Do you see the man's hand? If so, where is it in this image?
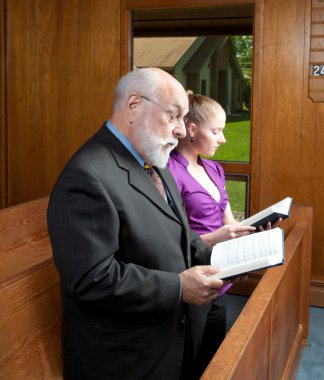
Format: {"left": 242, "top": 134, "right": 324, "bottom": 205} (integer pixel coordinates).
{"left": 179, "top": 266, "right": 225, "bottom": 305}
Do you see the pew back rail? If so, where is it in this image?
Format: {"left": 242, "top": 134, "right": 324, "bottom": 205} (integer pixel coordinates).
{"left": 202, "top": 205, "right": 312, "bottom": 380}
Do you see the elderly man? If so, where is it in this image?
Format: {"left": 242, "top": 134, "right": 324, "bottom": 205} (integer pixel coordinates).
{"left": 47, "top": 67, "right": 224, "bottom": 380}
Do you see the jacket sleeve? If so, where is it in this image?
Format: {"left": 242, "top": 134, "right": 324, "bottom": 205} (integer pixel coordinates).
{"left": 189, "top": 228, "right": 212, "bottom": 266}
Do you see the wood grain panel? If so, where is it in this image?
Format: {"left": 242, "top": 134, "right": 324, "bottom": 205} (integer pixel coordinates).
{"left": 201, "top": 296, "right": 271, "bottom": 379}
{"left": 270, "top": 245, "right": 302, "bottom": 379}
{"left": 126, "top": 0, "right": 255, "bottom": 8}
{"left": 273, "top": 0, "right": 305, "bottom": 187}
{"left": 249, "top": 1, "right": 263, "bottom": 215}
{"left": 258, "top": 0, "right": 278, "bottom": 206}
{"left": 0, "top": 197, "right": 49, "bottom": 284}
{"left": 0, "top": 263, "right": 61, "bottom": 380}
{"left": 0, "top": 197, "right": 61, "bottom": 379}
{"left": 300, "top": 0, "right": 317, "bottom": 183}
{"left": 312, "top": 103, "right": 324, "bottom": 279}
{"left": 308, "top": 0, "right": 324, "bottom": 102}
{"left": 6, "top": 0, "right": 120, "bottom": 206}
{"left": 202, "top": 205, "right": 312, "bottom": 379}
{"left": 258, "top": 0, "right": 324, "bottom": 295}
{"left": 0, "top": 0, "right": 6, "bottom": 209}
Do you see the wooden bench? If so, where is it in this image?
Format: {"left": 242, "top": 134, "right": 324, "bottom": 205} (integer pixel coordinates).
{"left": 201, "top": 204, "right": 313, "bottom": 379}
{"left": 0, "top": 200, "right": 312, "bottom": 380}
{"left": 0, "top": 198, "right": 62, "bottom": 379}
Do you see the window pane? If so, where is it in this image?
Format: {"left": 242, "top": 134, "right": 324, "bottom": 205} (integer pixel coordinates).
{"left": 225, "top": 176, "right": 248, "bottom": 221}
{"left": 213, "top": 114, "right": 251, "bottom": 163}
{"left": 134, "top": 35, "right": 252, "bottom": 163}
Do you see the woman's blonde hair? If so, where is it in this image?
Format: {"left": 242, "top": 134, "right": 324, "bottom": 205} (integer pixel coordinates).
{"left": 185, "top": 90, "right": 224, "bottom": 126}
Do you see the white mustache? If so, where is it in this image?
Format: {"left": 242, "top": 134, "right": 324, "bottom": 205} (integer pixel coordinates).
{"left": 163, "top": 138, "right": 178, "bottom": 148}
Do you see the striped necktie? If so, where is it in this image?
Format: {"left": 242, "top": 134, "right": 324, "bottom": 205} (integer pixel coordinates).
{"left": 144, "top": 164, "right": 167, "bottom": 201}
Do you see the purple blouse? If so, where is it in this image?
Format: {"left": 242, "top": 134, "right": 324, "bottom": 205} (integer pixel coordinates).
{"left": 168, "top": 150, "right": 229, "bottom": 235}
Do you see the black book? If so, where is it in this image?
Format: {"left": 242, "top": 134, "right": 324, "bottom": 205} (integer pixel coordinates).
{"left": 239, "top": 197, "right": 293, "bottom": 229}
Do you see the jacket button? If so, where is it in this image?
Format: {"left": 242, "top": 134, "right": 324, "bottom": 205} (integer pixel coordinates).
{"left": 180, "top": 315, "right": 186, "bottom": 324}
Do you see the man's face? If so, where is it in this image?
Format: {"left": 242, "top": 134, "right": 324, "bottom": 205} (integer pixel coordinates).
{"left": 135, "top": 85, "right": 188, "bottom": 168}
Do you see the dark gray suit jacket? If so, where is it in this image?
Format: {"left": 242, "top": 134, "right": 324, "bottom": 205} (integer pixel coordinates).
{"left": 47, "top": 125, "right": 210, "bottom": 380}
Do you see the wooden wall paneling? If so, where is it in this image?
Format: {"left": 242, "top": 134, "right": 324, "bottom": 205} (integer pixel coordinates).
{"left": 303, "top": 0, "right": 324, "bottom": 290}
{"left": 249, "top": 0, "right": 263, "bottom": 215}
{"left": 37, "top": 0, "right": 55, "bottom": 200}
{"left": 92, "top": 0, "right": 120, "bottom": 125}
{"left": 6, "top": 0, "right": 121, "bottom": 207}
{"left": 258, "top": 0, "right": 278, "bottom": 207}
{"left": 7, "top": 0, "right": 32, "bottom": 205}
{"left": 313, "top": 104, "right": 324, "bottom": 280}
{"left": 273, "top": 0, "right": 306, "bottom": 196}
{"left": 53, "top": 0, "right": 79, "bottom": 178}
{"left": 120, "top": 0, "right": 132, "bottom": 75}
{"left": 0, "top": 0, "right": 6, "bottom": 209}
{"left": 309, "top": 0, "right": 324, "bottom": 102}
{"left": 126, "top": 0, "right": 256, "bottom": 8}
{"left": 300, "top": 0, "right": 318, "bottom": 201}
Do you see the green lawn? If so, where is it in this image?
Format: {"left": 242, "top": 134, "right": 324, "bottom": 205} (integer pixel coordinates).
{"left": 212, "top": 113, "right": 251, "bottom": 162}
{"left": 206, "top": 113, "right": 251, "bottom": 215}
{"left": 225, "top": 180, "right": 247, "bottom": 218}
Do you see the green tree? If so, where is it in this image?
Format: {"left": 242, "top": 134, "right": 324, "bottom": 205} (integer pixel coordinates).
{"left": 232, "top": 36, "right": 253, "bottom": 111}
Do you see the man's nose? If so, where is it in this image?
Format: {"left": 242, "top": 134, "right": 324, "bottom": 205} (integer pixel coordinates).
{"left": 173, "top": 119, "right": 186, "bottom": 139}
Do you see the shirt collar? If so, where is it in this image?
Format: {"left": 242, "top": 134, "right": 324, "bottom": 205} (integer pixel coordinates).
{"left": 106, "top": 120, "right": 145, "bottom": 167}
{"left": 170, "top": 149, "right": 211, "bottom": 170}
{"left": 170, "top": 149, "right": 189, "bottom": 168}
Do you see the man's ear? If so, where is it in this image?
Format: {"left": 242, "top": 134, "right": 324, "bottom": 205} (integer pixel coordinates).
{"left": 125, "top": 93, "right": 142, "bottom": 123}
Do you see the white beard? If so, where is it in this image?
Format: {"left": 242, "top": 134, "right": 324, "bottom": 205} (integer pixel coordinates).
{"left": 136, "top": 120, "right": 178, "bottom": 168}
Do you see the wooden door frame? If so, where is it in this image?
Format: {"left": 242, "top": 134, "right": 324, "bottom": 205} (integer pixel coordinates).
{"left": 120, "top": 0, "right": 263, "bottom": 216}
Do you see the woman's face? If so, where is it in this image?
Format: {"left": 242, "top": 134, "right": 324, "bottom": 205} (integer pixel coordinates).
{"left": 193, "top": 111, "right": 226, "bottom": 157}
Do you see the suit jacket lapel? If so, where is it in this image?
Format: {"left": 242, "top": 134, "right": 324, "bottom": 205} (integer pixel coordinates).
{"left": 97, "top": 126, "right": 182, "bottom": 224}
{"left": 128, "top": 167, "right": 181, "bottom": 223}
{"left": 156, "top": 167, "right": 189, "bottom": 226}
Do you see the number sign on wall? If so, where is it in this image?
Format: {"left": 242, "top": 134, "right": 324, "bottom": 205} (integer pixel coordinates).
{"left": 309, "top": 0, "right": 324, "bottom": 102}
{"left": 313, "top": 64, "right": 324, "bottom": 76}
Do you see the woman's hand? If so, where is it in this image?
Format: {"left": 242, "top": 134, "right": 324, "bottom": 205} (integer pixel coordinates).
{"left": 258, "top": 218, "right": 282, "bottom": 232}
{"left": 201, "top": 224, "right": 256, "bottom": 247}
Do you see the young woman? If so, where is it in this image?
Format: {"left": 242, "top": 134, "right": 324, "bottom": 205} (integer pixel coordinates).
{"left": 168, "top": 92, "right": 255, "bottom": 379}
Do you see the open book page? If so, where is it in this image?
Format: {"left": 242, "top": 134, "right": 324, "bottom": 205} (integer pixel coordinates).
{"left": 210, "top": 228, "right": 284, "bottom": 279}
{"left": 240, "top": 197, "right": 292, "bottom": 227}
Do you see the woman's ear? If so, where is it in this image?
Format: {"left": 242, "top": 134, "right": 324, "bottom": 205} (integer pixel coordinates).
{"left": 187, "top": 122, "right": 197, "bottom": 136}
{"left": 125, "top": 93, "right": 142, "bottom": 123}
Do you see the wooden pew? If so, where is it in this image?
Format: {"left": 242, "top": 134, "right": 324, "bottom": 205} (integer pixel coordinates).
{"left": 201, "top": 205, "right": 313, "bottom": 380}
{"left": 0, "top": 200, "right": 312, "bottom": 380}
{"left": 0, "top": 198, "right": 62, "bottom": 379}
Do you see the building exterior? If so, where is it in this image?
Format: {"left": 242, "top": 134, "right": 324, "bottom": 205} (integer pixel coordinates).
{"left": 134, "top": 36, "right": 244, "bottom": 114}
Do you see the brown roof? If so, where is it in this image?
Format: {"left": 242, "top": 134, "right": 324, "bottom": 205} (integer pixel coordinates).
{"left": 134, "top": 37, "right": 197, "bottom": 69}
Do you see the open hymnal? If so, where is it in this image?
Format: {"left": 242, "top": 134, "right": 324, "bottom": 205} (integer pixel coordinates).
{"left": 239, "top": 197, "right": 293, "bottom": 229}
{"left": 210, "top": 227, "right": 284, "bottom": 280}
